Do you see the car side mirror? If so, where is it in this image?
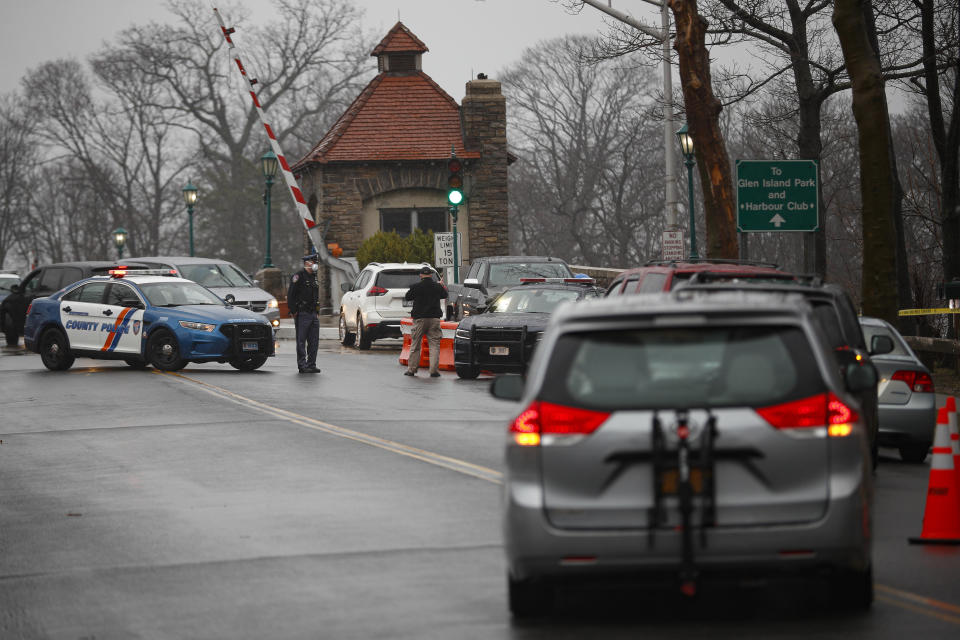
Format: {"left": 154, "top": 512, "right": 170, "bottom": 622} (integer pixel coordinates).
{"left": 121, "top": 298, "right": 143, "bottom": 309}
{"left": 340, "top": 283, "right": 351, "bottom": 293}
{"left": 464, "top": 278, "right": 482, "bottom": 291}
{"left": 870, "top": 334, "right": 894, "bottom": 356}
{"left": 845, "top": 361, "right": 878, "bottom": 393}
{"left": 224, "top": 294, "right": 236, "bottom": 305}
{"left": 491, "top": 374, "right": 524, "bottom": 401}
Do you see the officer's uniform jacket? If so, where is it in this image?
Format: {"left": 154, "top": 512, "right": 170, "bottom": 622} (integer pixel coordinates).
{"left": 287, "top": 269, "right": 319, "bottom": 314}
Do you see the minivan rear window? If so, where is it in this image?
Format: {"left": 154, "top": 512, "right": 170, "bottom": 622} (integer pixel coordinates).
{"left": 540, "top": 325, "right": 823, "bottom": 410}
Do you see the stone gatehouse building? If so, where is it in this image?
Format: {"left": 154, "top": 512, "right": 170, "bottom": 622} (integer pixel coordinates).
{"left": 292, "top": 22, "right": 511, "bottom": 310}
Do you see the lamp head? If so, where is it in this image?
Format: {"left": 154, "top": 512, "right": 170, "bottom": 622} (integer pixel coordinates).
{"left": 182, "top": 182, "right": 199, "bottom": 206}
{"left": 260, "top": 150, "right": 279, "bottom": 180}
{"left": 112, "top": 227, "right": 128, "bottom": 248}
{"left": 676, "top": 123, "right": 694, "bottom": 158}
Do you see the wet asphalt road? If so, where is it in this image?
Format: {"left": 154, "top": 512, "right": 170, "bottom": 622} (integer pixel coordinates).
{"left": 1, "top": 338, "right": 959, "bottom": 639}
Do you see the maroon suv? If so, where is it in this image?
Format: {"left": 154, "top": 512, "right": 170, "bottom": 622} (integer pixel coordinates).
{"left": 606, "top": 259, "right": 795, "bottom": 296}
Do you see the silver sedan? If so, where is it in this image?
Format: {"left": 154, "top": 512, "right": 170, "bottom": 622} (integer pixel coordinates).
{"left": 859, "top": 316, "right": 937, "bottom": 463}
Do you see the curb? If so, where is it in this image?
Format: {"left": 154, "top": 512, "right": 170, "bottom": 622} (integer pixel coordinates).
{"left": 277, "top": 326, "right": 339, "bottom": 340}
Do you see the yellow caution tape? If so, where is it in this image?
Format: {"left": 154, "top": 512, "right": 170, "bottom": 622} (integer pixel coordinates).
{"left": 898, "top": 308, "right": 960, "bottom": 316}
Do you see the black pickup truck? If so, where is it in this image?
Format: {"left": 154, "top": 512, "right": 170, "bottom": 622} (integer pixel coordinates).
{"left": 445, "top": 256, "right": 574, "bottom": 320}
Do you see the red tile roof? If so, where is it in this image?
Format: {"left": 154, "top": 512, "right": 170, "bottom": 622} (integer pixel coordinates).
{"left": 293, "top": 69, "right": 480, "bottom": 167}
{"left": 293, "top": 22, "right": 480, "bottom": 169}
{"left": 370, "top": 22, "right": 428, "bottom": 55}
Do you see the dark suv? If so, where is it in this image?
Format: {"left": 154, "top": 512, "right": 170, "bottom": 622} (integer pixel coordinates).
{"left": 2, "top": 261, "right": 148, "bottom": 345}
{"left": 606, "top": 259, "right": 795, "bottom": 296}
{"left": 446, "top": 256, "right": 574, "bottom": 320}
{"left": 676, "top": 276, "right": 885, "bottom": 466}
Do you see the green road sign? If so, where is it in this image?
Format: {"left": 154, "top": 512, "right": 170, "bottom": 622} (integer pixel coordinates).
{"left": 736, "top": 160, "right": 819, "bottom": 232}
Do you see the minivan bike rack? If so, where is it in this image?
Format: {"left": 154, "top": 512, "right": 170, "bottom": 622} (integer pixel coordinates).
{"left": 650, "top": 409, "right": 718, "bottom": 597}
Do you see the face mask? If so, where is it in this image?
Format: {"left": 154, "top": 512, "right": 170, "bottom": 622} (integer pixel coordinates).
{"left": 309, "top": 263, "right": 319, "bottom": 273}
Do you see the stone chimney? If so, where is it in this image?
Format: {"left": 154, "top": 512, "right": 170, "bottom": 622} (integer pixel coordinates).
{"left": 461, "top": 77, "right": 509, "bottom": 258}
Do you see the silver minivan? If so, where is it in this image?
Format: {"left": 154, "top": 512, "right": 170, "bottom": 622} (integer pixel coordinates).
{"left": 125, "top": 256, "right": 280, "bottom": 326}
{"left": 492, "top": 291, "right": 877, "bottom": 617}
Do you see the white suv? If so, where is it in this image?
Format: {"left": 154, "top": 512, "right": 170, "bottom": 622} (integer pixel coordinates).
{"left": 338, "top": 262, "right": 441, "bottom": 349}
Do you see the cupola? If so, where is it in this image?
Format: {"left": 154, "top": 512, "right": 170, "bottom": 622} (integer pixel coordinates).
{"left": 370, "top": 22, "right": 429, "bottom": 73}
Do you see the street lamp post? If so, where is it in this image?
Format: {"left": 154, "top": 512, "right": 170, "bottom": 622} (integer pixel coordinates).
{"left": 112, "top": 227, "right": 128, "bottom": 261}
{"left": 676, "top": 124, "right": 699, "bottom": 260}
{"left": 260, "top": 150, "right": 279, "bottom": 269}
{"left": 182, "top": 182, "right": 198, "bottom": 257}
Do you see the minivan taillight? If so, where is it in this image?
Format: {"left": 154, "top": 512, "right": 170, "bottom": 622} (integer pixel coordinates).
{"left": 756, "top": 392, "right": 858, "bottom": 432}
{"left": 367, "top": 286, "right": 388, "bottom": 297}
{"left": 891, "top": 370, "right": 934, "bottom": 393}
{"left": 509, "top": 401, "right": 610, "bottom": 446}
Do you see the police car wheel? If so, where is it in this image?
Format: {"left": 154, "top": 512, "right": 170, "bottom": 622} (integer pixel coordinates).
{"left": 229, "top": 355, "right": 268, "bottom": 371}
{"left": 356, "top": 313, "right": 372, "bottom": 350}
{"left": 338, "top": 312, "right": 355, "bottom": 346}
{"left": 39, "top": 328, "right": 75, "bottom": 371}
{"left": 147, "top": 331, "right": 186, "bottom": 371}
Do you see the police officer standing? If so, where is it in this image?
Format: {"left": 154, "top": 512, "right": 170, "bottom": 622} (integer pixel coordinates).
{"left": 287, "top": 253, "right": 322, "bottom": 373}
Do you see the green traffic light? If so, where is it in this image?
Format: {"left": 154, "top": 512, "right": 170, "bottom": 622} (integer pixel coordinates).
{"left": 448, "top": 189, "right": 464, "bottom": 205}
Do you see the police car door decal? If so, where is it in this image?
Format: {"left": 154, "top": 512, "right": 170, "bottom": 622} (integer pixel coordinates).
{"left": 98, "top": 306, "right": 145, "bottom": 354}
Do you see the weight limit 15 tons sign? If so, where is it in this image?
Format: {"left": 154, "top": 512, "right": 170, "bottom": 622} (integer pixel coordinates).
{"left": 433, "top": 232, "right": 461, "bottom": 268}
{"left": 736, "top": 160, "right": 819, "bottom": 232}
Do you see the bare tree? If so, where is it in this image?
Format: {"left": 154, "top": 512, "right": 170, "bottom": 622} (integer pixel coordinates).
{"left": 503, "top": 35, "right": 666, "bottom": 265}
{"left": 21, "top": 57, "right": 192, "bottom": 261}
{"left": 103, "top": 0, "right": 375, "bottom": 270}
{"left": 0, "top": 94, "right": 37, "bottom": 269}
{"left": 669, "top": 0, "right": 739, "bottom": 258}
{"left": 905, "top": 0, "right": 960, "bottom": 286}
{"left": 833, "top": 0, "right": 899, "bottom": 323}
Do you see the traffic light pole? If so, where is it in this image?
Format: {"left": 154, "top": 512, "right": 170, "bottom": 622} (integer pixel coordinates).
{"left": 450, "top": 205, "right": 459, "bottom": 284}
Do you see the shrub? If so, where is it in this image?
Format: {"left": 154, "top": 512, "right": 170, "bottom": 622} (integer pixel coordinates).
{"left": 356, "top": 229, "right": 436, "bottom": 269}
{"left": 356, "top": 231, "right": 408, "bottom": 269}
{"left": 404, "top": 228, "right": 436, "bottom": 265}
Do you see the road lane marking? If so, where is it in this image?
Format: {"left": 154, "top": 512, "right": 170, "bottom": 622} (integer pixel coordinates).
{"left": 876, "top": 584, "right": 960, "bottom": 624}
{"left": 155, "top": 372, "right": 960, "bottom": 623}
{"left": 154, "top": 370, "right": 503, "bottom": 485}
{"left": 877, "top": 594, "right": 960, "bottom": 626}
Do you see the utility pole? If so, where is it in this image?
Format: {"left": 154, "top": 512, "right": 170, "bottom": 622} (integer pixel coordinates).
{"left": 578, "top": 0, "right": 679, "bottom": 232}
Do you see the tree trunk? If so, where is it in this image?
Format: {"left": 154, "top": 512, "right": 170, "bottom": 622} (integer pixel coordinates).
{"left": 920, "top": 0, "right": 960, "bottom": 285}
{"left": 832, "top": 0, "right": 899, "bottom": 323}
{"left": 862, "top": 0, "right": 913, "bottom": 333}
{"left": 670, "top": 0, "right": 738, "bottom": 259}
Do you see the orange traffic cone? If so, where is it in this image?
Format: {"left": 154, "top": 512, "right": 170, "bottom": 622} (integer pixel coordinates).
{"left": 947, "top": 396, "right": 960, "bottom": 493}
{"left": 909, "top": 406, "right": 960, "bottom": 544}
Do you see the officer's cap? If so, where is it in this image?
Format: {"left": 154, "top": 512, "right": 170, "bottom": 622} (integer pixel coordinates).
{"left": 419, "top": 266, "right": 433, "bottom": 275}
{"left": 303, "top": 252, "right": 319, "bottom": 262}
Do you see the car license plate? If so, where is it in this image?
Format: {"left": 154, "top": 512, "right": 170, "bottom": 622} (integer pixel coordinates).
{"left": 660, "top": 469, "right": 707, "bottom": 495}
{"left": 402, "top": 299, "right": 412, "bottom": 307}
{"left": 489, "top": 346, "right": 509, "bottom": 356}
{"left": 241, "top": 341, "right": 259, "bottom": 352}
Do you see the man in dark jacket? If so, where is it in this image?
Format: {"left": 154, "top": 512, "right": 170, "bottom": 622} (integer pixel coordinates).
{"left": 1, "top": 284, "right": 28, "bottom": 347}
{"left": 403, "top": 266, "right": 448, "bottom": 377}
{"left": 287, "top": 253, "right": 321, "bottom": 374}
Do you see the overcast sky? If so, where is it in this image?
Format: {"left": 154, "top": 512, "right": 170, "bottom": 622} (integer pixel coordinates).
{"left": 0, "top": 0, "right": 650, "bottom": 101}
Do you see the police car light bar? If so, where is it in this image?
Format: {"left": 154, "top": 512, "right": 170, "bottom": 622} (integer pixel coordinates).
{"left": 109, "top": 268, "right": 178, "bottom": 278}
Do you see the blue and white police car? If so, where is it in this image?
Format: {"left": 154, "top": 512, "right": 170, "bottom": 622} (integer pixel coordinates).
{"left": 24, "top": 268, "right": 275, "bottom": 372}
